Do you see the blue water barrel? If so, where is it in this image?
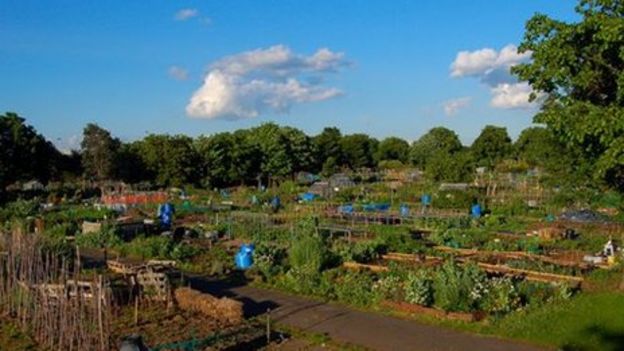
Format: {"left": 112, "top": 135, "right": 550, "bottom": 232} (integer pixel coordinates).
{"left": 471, "top": 204, "right": 482, "bottom": 218}
{"left": 421, "top": 194, "right": 432, "bottom": 206}
{"left": 400, "top": 204, "right": 409, "bottom": 217}
{"left": 235, "top": 244, "right": 255, "bottom": 269}
{"left": 301, "top": 192, "right": 316, "bottom": 202}
{"left": 158, "top": 203, "right": 175, "bottom": 229}
{"left": 271, "top": 196, "right": 281, "bottom": 209}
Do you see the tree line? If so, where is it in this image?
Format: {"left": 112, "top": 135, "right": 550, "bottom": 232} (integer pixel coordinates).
{"left": 0, "top": 111, "right": 591, "bottom": 191}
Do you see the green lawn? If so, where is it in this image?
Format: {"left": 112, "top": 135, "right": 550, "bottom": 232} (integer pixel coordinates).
{"left": 487, "top": 292, "right": 624, "bottom": 350}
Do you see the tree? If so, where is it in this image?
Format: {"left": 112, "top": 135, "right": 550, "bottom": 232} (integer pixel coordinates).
{"left": 252, "top": 123, "right": 293, "bottom": 182}
{"left": 470, "top": 125, "right": 512, "bottom": 168}
{"left": 514, "top": 127, "right": 560, "bottom": 167}
{"left": 81, "top": 123, "right": 120, "bottom": 180}
{"left": 0, "top": 112, "right": 61, "bottom": 189}
{"left": 513, "top": 0, "right": 624, "bottom": 188}
{"left": 282, "top": 126, "right": 316, "bottom": 174}
{"left": 314, "top": 127, "right": 343, "bottom": 170}
{"left": 376, "top": 137, "right": 410, "bottom": 164}
{"left": 426, "top": 150, "right": 474, "bottom": 182}
{"left": 410, "top": 127, "right": 463, "bottom": 168}
{"left": 341, "top": 134, "right": 378, "bottom": 169}
{"left": 115, "top": 142, "right": 149, "bottom": 183}
{"left": 135, "top": 134, "right": 199, "bottom": 187}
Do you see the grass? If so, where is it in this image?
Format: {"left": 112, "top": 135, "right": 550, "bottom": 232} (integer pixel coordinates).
{"left": 488, "top": 292, "right": 624, "bottom": 350}
{"left": 0, "top": 321, "right": 38, "bottom": 351}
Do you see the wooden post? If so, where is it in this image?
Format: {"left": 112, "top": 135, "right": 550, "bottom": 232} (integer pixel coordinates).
{"left": 134, "top": 296, "right": 139, "bottom": 326}
{"left": 266, "top": 308, "right": 271, "bottom": 345}
{"left": 97, "top": 275, "right": 105, "bottom": 351}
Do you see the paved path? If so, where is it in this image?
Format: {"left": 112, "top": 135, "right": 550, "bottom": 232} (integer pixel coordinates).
{"left": 189, "top": 277, "right": 545, "bottom": 351}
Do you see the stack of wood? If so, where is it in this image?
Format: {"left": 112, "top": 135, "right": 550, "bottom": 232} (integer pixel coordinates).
{"left": 174, "top": 287, "right": 243, "bottom": 325}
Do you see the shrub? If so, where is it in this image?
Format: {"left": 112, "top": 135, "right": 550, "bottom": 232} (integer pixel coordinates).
{"left": 289, "top": 235, "right": 328, "bottom": 276}
{"left": 334, "top": 270, "right": 379, "bottom": 307}
{"left": 433, "top": 261, "right": 487, "bottom": 312}
{"left": 374, "top": 274, "right": 403, "bottom": 301}
{"left": 254, "top": 243, "right": 287, "bottom": 281}
{"left": 75, "top": 226, "right": 123, "bottom": 249}
{"left": 404, "top": 270, "right": 433, "bottom": 306}
{"left": 482, "top": 277, "right": 520, "bottom": 315}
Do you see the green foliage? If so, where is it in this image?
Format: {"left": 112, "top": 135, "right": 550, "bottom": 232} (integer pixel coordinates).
{"left": 513, "top": 0, "right": 624, "bottom": 188}
{"left": 75, "top": 226, "right": 123, "bottom": 249}
{"left": 410, "top": 127, "right": 463, "bottom": 168}
{"left": 0, "top": 112, "right": 64, "bottom": 190}
{"left": 483, "top": 277, "right": 521, "bottom": 315}
{"left": 81, "top": 123, "right": 120, "bottom": 180}
{"left": 334, "top": 270, "right": 379, "bottom": 307}
{"left": 254, "top": 243, "right": 287, "bottom": 281}
{"left": 0, "top": 199, "right": 39, "bottom": 221}
{"left": 404, "top": 270, "right": 434, "bottom": 306}
{"left": 432, "top": 261, "right": 487, "bottom": 312}
{"left": 375, "top": 137, "right": 410, "bottom": 164}
{"left": 470, "top": 125, "right": 512, "bottom": 168}
{"left": 333, "top": 240, "right": 384, "bottom": 263}
{"left": 341, "top": 133, "right": 378, "bottom": 169}
{"left": 134, "top": 134, "right": 200, "bottom": 187}
{"left": 289, "top": 235, "right": 328, "bottom": 276}
{"left": 373, "top": 274, "right": 403, "bottom": 301}
{"left": 514, "top": 127, "right": 562, "bottom": 168}
{"left": 425, "top": 150, "right": 475, "bottom": 182}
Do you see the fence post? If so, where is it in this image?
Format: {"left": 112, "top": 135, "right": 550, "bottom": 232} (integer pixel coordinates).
{"left": 266, "top": 308, "right": 271, "bottom": 345}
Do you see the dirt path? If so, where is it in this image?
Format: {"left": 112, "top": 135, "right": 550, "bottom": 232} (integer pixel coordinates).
{"left": 189, "top": 277, "right": 545, "bottom": 351}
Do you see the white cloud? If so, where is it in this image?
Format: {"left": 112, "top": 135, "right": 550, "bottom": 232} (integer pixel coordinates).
{"left": 490, "top": 83, "right": 533, "bottom": 109}
{"left": 450, "top": 44, "right": 537, "bottom": 109}
{"left": 186, "top": 45, "right": 348, "bottom": 120}
{"left": 443, "top": 97, "right": 471, "bottom": 116}
{"left": 174, "top": 8, "right": 199, "bottom": 21}
{"left": 168, "top": 65, "right": 189, "bottom": 81}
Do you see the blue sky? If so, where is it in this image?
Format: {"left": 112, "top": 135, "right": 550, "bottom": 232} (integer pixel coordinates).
{"left": 0, "top": 0, "right": 578, "bottom": 150}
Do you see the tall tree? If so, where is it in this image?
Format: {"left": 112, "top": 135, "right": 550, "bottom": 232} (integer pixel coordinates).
{"left": 0, "top": 112, "right": 60, "bottom": 189}
{"left": 134, "top": 134, "right": 199, "bottom": 187}
{"left": 410, "top": 127, "right": 463, "bottom": 168}
{"left": 340, "top": 134, "right": 378, "bottom": 169}
{"left": 81, "top": 123, "right": 120, "bottom": 181}
{"left": 376, "top": 137, "right": 410, "bottom": 164}
{"left": 514, "top": 127, "right": 560, "bottom": 167}
{"left": 471, "top": 125, "right": 512, "bottom": 168}
{"left": 513, "top": 0, "right": 624, "bottom": 188}
{"left": 314, "top": 127, "right": 343, "bottom": 170}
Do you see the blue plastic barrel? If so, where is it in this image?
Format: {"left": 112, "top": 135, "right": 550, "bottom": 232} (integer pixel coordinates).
{"left": 400, "top": 204, "right": 409, "bottom": 217}
{"left": 158, "top": 202, "right": 175, "bottom": 230}
{"left": 235, "top": 244, "right": 255, "bottom": 269}
{"left": 471, "top": 204, "right": 482, "bottom": 218}
{"left": 421, "top": 194, "right": 432, "bottom": 206}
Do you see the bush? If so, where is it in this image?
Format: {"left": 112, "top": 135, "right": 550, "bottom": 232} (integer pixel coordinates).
{"left": 404, "top": 270, "right": 433, "bottom": 306}
{"left": 373, "top": 274, "right": 403, "bottom": 301}
{"left": 254, "top": 243, "right": 286, "bottom": 281}
{"left": 75, "top": 226, "right": 123, "bottom": 249}
{"left": 289, "top": 235, "right": 328, "bottom": 276}
{"left": 334, "top": 270, "right": 379, "bottom": 307}
{"left": 482, "top": 277, "right": 520, "bottom": 315}
{"left": 433, "top": 261, "right": 487, "bottom": 312}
